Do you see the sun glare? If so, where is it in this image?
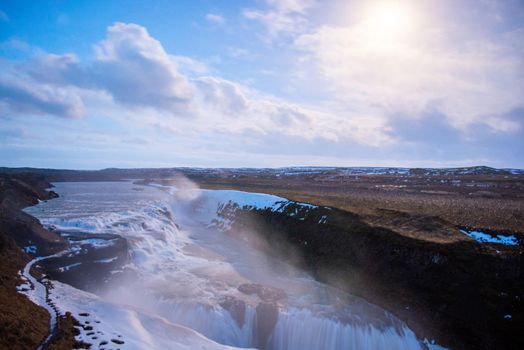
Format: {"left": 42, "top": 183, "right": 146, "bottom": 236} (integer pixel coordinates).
{"left": 374, "top": 3, "right": 408, "bottom": 30}
{"left": 361, "top": 1, "right": 416, "bottom": 43}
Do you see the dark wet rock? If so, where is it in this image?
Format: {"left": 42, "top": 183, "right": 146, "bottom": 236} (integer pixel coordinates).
{"left": 238, "top": 283, "right": 286, "bottom": 302}
{"left": 0, "top": 174, "right": 66, "bottom": 255}
{"left": 254, "top": 302, "right": 279, "bottom": 349}
{"left": 0, "top": 203, "right": 66, "bottom": 256}
{"left": 219, "top": 296, "right": 246, "bottom": 328}
{"left": 230, "top": 205, "right": 524, "bottom": 350}
{"left": 41, "top": 232, "right": 129, "bottom": 292}
{"left": 0, "top": 173, "right": 58, "bottom": 208}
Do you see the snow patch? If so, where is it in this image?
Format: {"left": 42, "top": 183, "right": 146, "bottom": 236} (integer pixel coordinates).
{"left": 24, "top": 245, "right": 37, "bottom": 254}
{"left": 460, "top": 230, "right": 518, "bottom": 246}
{"left": 58, "top": 262, "right": 82, "bottom": 272}
{"left": 75, "top": 238, "right": 117, "bottom": 248}
{"left": 95, "top": 257, "right": 119, "bottom": 264}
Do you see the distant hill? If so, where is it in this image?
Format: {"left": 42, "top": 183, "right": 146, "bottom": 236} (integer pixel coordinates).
{"left": 0, "top": 165, "right": 522, "bottom": 182}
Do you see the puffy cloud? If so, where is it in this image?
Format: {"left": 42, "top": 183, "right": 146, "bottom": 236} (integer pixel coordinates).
{"left": 25, "top": 53, "right": 86, "bottom": 86}
{"left": 0, "top": 21, "right": 402, "bottom": 149}
{"left": 1, "top": 22, "right": 348, "bottom": 144}
{"left": 195, "top": 76, "right": 249, "bottom": 116}
{"left": 92, "top": 23, "right": 193, "bottom": 111}
{"left": 0, "top": 75, "right": 84, "bottom": 119}
{"left": 190, "top": 77, "right": 394, "bottom": 147}
{"left": 7, "top": 23, "right": 194, "bottom": 116}
{"left": 9, "top": 18, "right": 505, "bottom": 154}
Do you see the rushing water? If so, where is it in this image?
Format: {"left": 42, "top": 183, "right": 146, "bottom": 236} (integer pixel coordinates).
{"left": 25, "top": 181, "right": 425, "bottom": 350}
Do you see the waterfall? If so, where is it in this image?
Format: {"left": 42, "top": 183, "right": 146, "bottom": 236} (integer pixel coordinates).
{"left": 151, "top": 299, "right": 422, "bottom": 350}
{"left": 25, "top": 181, "right": 432, "bottom": 350}
{"left": 268, "top": 308, "right": 421, "bottom": 350}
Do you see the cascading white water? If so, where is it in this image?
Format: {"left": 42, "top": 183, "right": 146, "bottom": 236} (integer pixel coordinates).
{"left": 268, "top": 308, "right": 421, "bottom": 350}
{"left": 25, "top": 181, "right": 427, "bottom": 350}
{"left": 151, "top": 300, "right": 258, "bottom": 347}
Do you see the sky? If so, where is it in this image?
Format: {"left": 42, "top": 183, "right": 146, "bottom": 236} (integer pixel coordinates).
{"left": 0, "top": 0, "right": 523, "bottom": 169}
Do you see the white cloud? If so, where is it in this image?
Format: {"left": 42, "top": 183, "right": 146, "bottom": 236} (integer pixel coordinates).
{"left": 92, "top": 23, "right": 194, "bottom": 112}
{"left": 0, "top": 74, "right": 85, "bottom": 119}
{"left": 25, "top": 53, "right": 85, "bottom": 86}
{"left": 10, "top": 23, "right": 195, "bottom": 116}
{"left": 243, "top": 0, "right": 315, "bottom": 38}
{"left": 189, "top": 76, "right": 394, "bottom": 147}
{"left": 265, "top": 0, "right": 313, "bottom": 14}
{"left": 172, "top": 55, "right": 209, "bottom": 74}
{"left": 195, "top": 76, "right": 249, "bottom": 116}
{"left": 0, "top": 23, "right": 197, "bottom": 118}
{"left": 205, "top": 13, "right": 225, "bottom": 25}
{"left": 0, "top": 21, "right": 425, "bottom": 147}
{"left": 2, "top": 3, "right": 523, "bottom": 167}
{"left": 294, "top": 10, "right": 524, "bottom": 133}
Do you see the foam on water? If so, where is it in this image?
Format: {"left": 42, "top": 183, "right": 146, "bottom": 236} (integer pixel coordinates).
{"left": 25, "top": 181, "right": 431, "bottom": 349}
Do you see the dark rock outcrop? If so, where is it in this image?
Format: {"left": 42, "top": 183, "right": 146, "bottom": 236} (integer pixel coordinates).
{"left": 0, "top": 173, "right": 66, "bottom": 255}
{"left": 219, "top": 296, "right": 246, "bottom": 328}
{"left": 224, "top": 203, "right": 524, "bottom": 350}
{"left": 254, "top": 302, "right": 279, "bottom": 350}
{"left": 40, "top": 232, "right": 130, "bottom": 292}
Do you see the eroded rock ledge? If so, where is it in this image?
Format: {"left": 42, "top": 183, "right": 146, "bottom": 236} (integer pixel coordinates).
{"left": 218, "top": 201, "right": 523, "bottom": 350}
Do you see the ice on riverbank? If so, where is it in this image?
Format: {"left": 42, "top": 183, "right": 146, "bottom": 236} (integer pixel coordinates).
{"left": 460, "top": 229, "right": 518, "bottom": 246}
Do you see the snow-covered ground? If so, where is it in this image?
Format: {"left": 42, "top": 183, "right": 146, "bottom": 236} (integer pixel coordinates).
{"left": 459, "top": 229, "right": 518, "bottom": 246}
{"left": 21, "top": 181, "right": 444, "bottom": 349}
{"left": 50, "top": 281, "right": 246, "bottom": 350}
{"left": 18, "top": 251, "right": 69, "bottom": 350}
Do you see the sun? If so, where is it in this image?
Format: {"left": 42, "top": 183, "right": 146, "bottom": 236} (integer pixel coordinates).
{"left": 361, "top": 1, "right": 416, "bottom": 42}
{"left": 373, "top": 2, "right": 410, "bottom": 31}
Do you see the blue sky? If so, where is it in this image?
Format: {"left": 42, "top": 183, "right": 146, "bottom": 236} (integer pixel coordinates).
{"left": 1, "top": 0, "right": 523, "bottom": 169}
